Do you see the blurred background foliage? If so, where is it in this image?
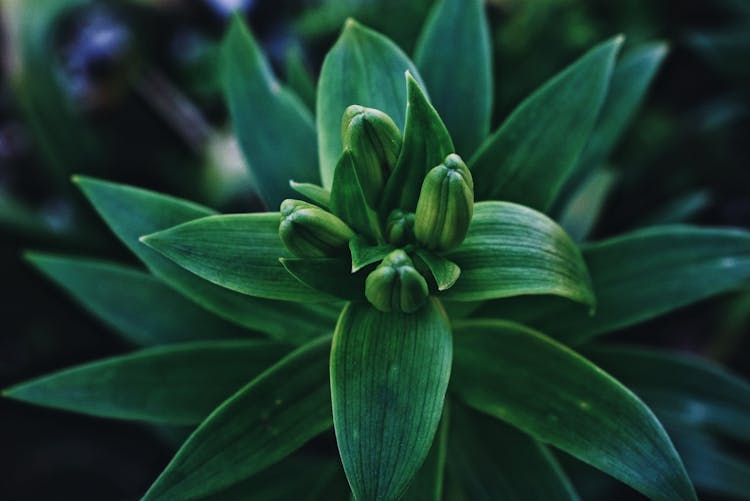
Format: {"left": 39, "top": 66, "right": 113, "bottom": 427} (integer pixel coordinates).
{"left": 1, "top": 0, "right": 749, "bottom": 499}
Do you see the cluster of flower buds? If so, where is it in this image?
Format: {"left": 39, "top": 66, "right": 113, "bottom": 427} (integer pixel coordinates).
{"left": 278, "top": 105, "right": 474, "bottom": 314}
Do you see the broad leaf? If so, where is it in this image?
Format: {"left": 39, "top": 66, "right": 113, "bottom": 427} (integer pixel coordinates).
{"left": 329, "top": 150, "right": 383, "bottom": 241}
{"left": 414, "top": 249, "right": 461, "bottom": 292}
{"left": 442, "top": 201, "right": 595, "bottom": 306}
{"left": 403, "top": 405, "right": 450, "bottom": 501}
{"left": 451, "top": 319, "right": 696, "bottom": 501}
{"left": 75, "top": 176, "right": 339, "bottom": 344}
{"left": 331, "top": 300, "right": 452, "bottom": 501}
{"left": 349, "top": 236, "right": 393, "bottom": 272}
{"left": 317, "top": 19, "right": 424, "bottom": 188}
{"left": 380, "top": 73, "right": 454, "bottom": 214}
{"left": 143, "top": 336, "right": 333, "bottom": 500}
{"left": 290, "top": 181, "right": 331, "bottom": 209}
{"left": 4, "top": 340, "right": 288, "bottom": 425}
{"left": 222, "top": 18, "right": 319, "bottom": 208}
{"left": 26, "top": 253, "right": 248, "bottom": 346}
{"left": 446, "top": 403, "right": 579, "bottom": 501}
{"left": 474, "top": 225, "right": 750, "bottom": 344}
{"left": 141, "top": 213, "right": 333, "bottom": 302}
{"left": 414, "top": 0, "right": 491, "bottom": 156}
{"left": 470, "top": 37, "right": 622, "bottom": 211}
{"left": 584, "top": 345, "right": 750, "bottom": 442}
{"left": 280, "top": 257, "right": 364, "bottom": 301}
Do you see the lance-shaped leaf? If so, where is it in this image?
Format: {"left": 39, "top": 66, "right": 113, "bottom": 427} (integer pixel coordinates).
{"left": 349, "top": 236, "right": 394, "bottom": 272}
{"left": 474, "top": 225, "right": 750, "bottom": 344}
{"left": 143, "top": 336, "right": 333, "bottom": 500}
{"left": 75, "top": 176, "right": 339, "bottom": 344}
{"left": 280, "top": 257, "right": 365, "bottom": 301}
{"left": 451, "top": 320, "right": 696, "bottom": 501}
{"left": 414, "top": 0, "right": 492, "bottom": 156}
{"left": 403, "top": 404, "right": 450, "bottom": 501}
{"left": 329, "top": 150, "right": 383, "bottom": 241}
{"left": 414, "top": 249, "right": 461, "bottom": 292}
{"left": 555, "top": 42, "right": 667, "bottom": 209}
{"left": 25, "top": 253, "right": 248, "bottom": 346}
{"left": 317, "top": 19, "right": 424, "bottom": 188}
{"left": 470, "top": 37, "right": 622, "bottom": 212}
{"left": 141, "top": 213, "right": 333, "bottom": 303}
{"left": 380, "top": 73, "right": 454, "bottom": 214}
{"left": 583, "top": 345, "right": 750, "bottom": 442}
{"left": 222, "top": 18, "right": 319, "bottom": 208}
{"left": 4, "top": 340, "right": 288, "bottom": 425}
{"left": 446, "top": 403, "right": 579, "bottom": 501}
{"left": 330, "top": 300, "right": 452, "bottom": 501}
{"left": 290, "top": 181, "right": 331, "bottom": 209}
{"left": 556, "top": 167, "right": 618, "bottom": 243}
{"left": 442, "top": 201, "right": 594, "bottom": 306}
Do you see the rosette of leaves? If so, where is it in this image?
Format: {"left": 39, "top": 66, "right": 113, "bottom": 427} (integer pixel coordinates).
{"left": 7, "top": 1, "right": 750, "bottom": 500}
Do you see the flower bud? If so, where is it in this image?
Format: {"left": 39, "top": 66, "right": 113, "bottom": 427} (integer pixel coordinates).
{"left": 414, "top": 153, "right": 474, "bottom": 252}
{"left": 279, "top": 199, "right": 355, "bottom": 258}
{"left": 341, "top": 105, "right": 402, "bottom": 206}
{"left": 385, "top": 209, "right": 415, "bottom": 247}
{"left": 365, "top": 250, "right": 429, "bottom": 313}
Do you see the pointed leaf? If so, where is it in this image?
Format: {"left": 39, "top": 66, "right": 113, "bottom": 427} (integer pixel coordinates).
{"left": 451, "top": 319, "right": 696, "bottom": 501}
{"left": 331, "top": 300, "right": 452, "bottom": 501}
{"left": 414, "top": 0, "right": 491, "bottom": 156}
{"left": 414, "top": 249, "right": 461, "bottom": 291}
{"left": 470, "top": 37, "right": 622, "bottom": 211}
{"left": 349, "top": 236, "right": 393, "bottom": 272}
{"left": 317, "top": 19, "right": 424, "bottom": 188}
{"left": 474, "top": 225, "right": 750, "bottom": 344}
{"left": 4, "top": 340, "right": 288, "bottom": 425}
{"left": 141, "top": 213, "right": 334, "bottom": 302}
{"left": 330, "top": 150, "right": 383, "bottom": 241}
{"left": 556, "top": 167, "right": 618, "bottom": 242}
{"left": 290, "top": 181, "right": 331, "bottom": 209}
{"left": 222, "top": 18, "right": 319, "bottom": 208}
{"left": 584, "top": 345, "right": 750, "bottom": 442}
{"left": 446, "top": 403, "right": 579, "bottom": 501}
{"left": 75, "top": 176, "right": 339, "bottom": 344}
{"left": 25, "top": 253, "right": 248, "bottom": 346}
{"left": 143, "top": 336, "right": 333, "bottom": 500}
{"left": 380, "top": 73, "right": 454, "bottom": 214}
{"left": 442, "top": 201, "right": 594, "bottom": 306}
{"left": 280, "top": 257, "right": 364, "bottom": 301}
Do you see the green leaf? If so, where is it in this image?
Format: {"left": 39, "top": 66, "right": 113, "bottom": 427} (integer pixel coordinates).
{"left": 284, "top": 44, "right": 317, "bottom": 112}
{"left": 446, "top": 403, "right": 579, "bottom": 501}
{"left": 380, "top": 73, "right": 454, "bottom": 214}
{"left": 638, "top": 191, "right": 712, "bottom": 227}
{"left": 143, "top": 336, "right": 333, "bottom": 500}
{"left": 330, "top": 300, "right": 452, "bottom": 501}
{"left": 4, "top": 340, "right": 288, "bottom": 425}
{"left": 403, "top": 404, "right": 449, "bottom": 501}
{"left": 75, "top": 176, "right": 338, "bottom": 344}
{"left": 470, "top": 37, "right": 622, "bottom": 211}
{"left": 555, "top": 42, "right": 667, "bottom": 209}
{"left": 329, "top": 150, "right": 383, "bottom": 241}
{"left": 474, "top": 225, "right": 750, "bottom": 344}
{"left": 25, "top": 253, "right": 248, "bottom": 346}
{"left": 290, "top": 181, "right": 331, "bottom": 209}
{"left": 317, "top": 19, "right": 424, "bottom": 188}
{"left": 280, "top": 257, "right": 364, "bottom": 301}
{"left": 141, "top": 213, "right": 334, "bottom": 303}
{"left": 349, "top": 236, "right": 393, "bottom": 272}
{"left": 671, "top": 429, "right": 750, "bottom": 500}
{"left": 414, "top": 249, "right": 461, "bottom": 291}
{"left": 222, "top": 18, "right": 319, "bottom": 208}
{"left": 442, "top": 201, "right": 594, "bottom": 306}
{"left": 414, "top": 0, "right": 491, "bottom": 156}
{"left": 451, "top": 319, "right": 696, "bottom": 501}
{"left": 556, "top": 167, "right": 618, "bottom": 242}
{"left": 583, "top": 345, "right": 750, "bottom": 442}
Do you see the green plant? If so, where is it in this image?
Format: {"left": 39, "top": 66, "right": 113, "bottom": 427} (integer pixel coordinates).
{"left": 7, "top": 1, "right": 750, "bottom": 499}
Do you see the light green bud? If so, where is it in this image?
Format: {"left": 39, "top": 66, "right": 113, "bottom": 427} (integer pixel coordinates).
{"left": 365, "top": 250, "right": 429, "bottom": 313}
{"left": 341, "top": 105, "right": 402, "bottom": 206}
{"left": 385, "top": 209, "right": 415, "bottom": 247}
{"left": 279, "top": 199, "right": 355, "bottom": 258}
{"left": 414, "top": 153, "right": 474, "bottom": 252}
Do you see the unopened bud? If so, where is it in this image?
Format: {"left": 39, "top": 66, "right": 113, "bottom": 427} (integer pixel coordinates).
{"left": 414, "top": 154, "right": 474, "bottom": 252}
{"left": 385, "top": 209, "right": 415, "bottom": 247}
{"left": 279, "top": 199, "right": 355, "bottom": 258}
{"left": 341, "top": 105, "right": 402, "bottom": 206}
{"left": 365, "top": 250, "right": 428, "bottom": 313}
